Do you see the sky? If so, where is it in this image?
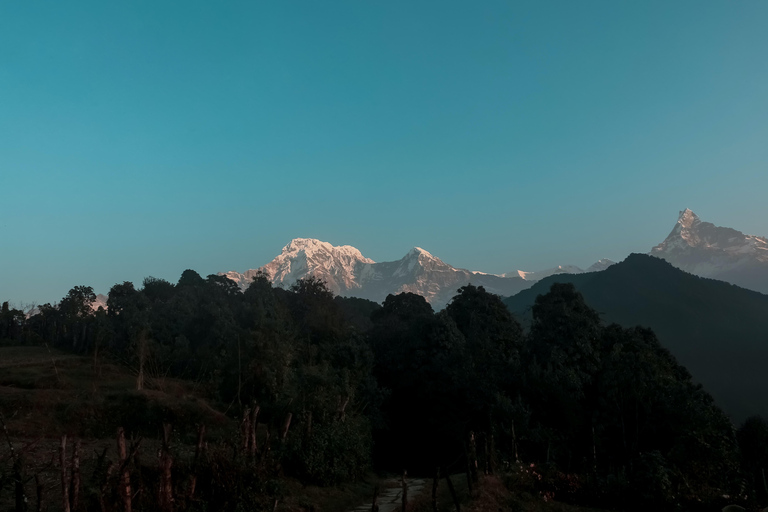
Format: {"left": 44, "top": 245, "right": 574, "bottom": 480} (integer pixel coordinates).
{"left": 1, "top": 1, "right": 767, "bottom": 306}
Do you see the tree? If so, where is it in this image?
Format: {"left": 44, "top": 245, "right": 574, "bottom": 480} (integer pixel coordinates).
{"left": 58, "top": 286, "right": 97, "bottom": 350}
{"left": 738, "top": 416, "right": 768, "bottom": 505}
{"left": 523, "top": 283, "right": 603, "bottom": 468}
{"left": 0, "top": 301, "right": 25, "bottom": 342}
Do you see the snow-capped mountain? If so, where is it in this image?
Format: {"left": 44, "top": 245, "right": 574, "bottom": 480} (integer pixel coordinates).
{"left": 223, "top": 239, "right": 532, "bottom": 309}
{"left": 91, "top": 294, "right": 108, "bottom": 312}
{"left": 502, "top": 260, "right": 616, "bottom": 281}
{"left": 650, "top": 209, "right": 768, "bottom": 294}
{"left": 504, "top": 265, "right": 586, "bottom": 281}
{"left": 586, "top": 259, "right": 616, "bottom": 273}
{"left": 223, "top": 238, "right": 374, "bottom": 296}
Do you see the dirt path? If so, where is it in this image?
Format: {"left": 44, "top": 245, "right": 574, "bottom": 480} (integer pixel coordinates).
{"left": 350, "top": 476, "right": 428, "bottom": 512}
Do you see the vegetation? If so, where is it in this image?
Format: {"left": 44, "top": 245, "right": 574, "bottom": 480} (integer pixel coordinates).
{"left": 505, "top": 253, "right": 768, "bottom": 423}
{"left": 1, "top": 269, "right": 766, "bottom": 511}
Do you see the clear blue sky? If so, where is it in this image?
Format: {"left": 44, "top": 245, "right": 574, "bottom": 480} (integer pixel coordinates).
{"left": 2, "top": 1, "right": 767, "bottom": 305}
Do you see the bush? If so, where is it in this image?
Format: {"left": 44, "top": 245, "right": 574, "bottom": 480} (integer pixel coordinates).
{"left": 285, "top": 416, "right": 372, "bottom": 485}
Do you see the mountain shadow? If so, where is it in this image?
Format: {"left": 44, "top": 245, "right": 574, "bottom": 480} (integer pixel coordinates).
{"left": 504, "top": 253, "right": 768, "bottom": 422}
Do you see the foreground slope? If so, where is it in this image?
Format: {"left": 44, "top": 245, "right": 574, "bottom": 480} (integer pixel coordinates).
{"left": 504, "top": 253, "right": 768, "bottom": 422}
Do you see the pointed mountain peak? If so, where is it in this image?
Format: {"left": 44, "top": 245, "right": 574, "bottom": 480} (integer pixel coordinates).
{"left": 407, "top": 247, "right": 435, "bottom": 258}
{"left": 279, "top": 238, "right": 373, "bottom": 262}
{"left": 586, "top": 258, "right": 616, "bottom": 273}
{"left": 282, "top": 238, "right": 329, "bottom": 253}
{"left": 677, "top": 208, "right": 700, "bottom": 229}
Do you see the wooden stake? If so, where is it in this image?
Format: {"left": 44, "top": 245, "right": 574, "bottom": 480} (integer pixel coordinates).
{"left": 261, "top": 426, "right": 271, "bottom": 464}
{"left": 241, "top": 406, "right": 251, "bottom": 454}
{"left": 60, "top": 435, "right": 70, "bottom": 512}
{"left": 249, "top": 406, "right": 260, "bottom": 459}
{"left": 34, "top": 474, "right": 43, "bottom": 512}
{"left": 371, "top": 485, "right": 380, "bottom": 512}
{"left": 159, "top": 423, "right": 173, "bottom": 512}
{"left": 14, "top": 456, "right": 27, "bottom": 512}
{"left": 489, "top": 434, "right": 496, "bottom": 475}
{"left": 443, "top": 470, "right": 460, "bottom": 512}
{"left": 281, "top": 413, "right": 293, "bottom": 442}
{"left": 336, "top": 396, "right": 350, "bottom": 422}
{"left": 401, "top": 470, "right": 408, "bottom": 512}
{"left": 431, "top": 467, "right": 439, "bottom": 512}
{"left": 99, "top": 462, "right": 115, "bottom": 512}
{"left": 189, "top": 424, "right": 206, "bottom": 500}
{"left": 70, "top": 439, "right": 81, "bottom": 511}
{"left": 117, "top": 428, "right": 131, "bottom": 512}
{"left": 468, "top": 431, "right": 478, "bottom": 484}
{"left": 511, "top": 420, "right": 519, "bottom": 463}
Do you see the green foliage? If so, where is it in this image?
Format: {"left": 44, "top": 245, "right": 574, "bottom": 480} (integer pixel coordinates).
{"left": 286, "top": 416, "right": 372, "bottom": 485}
{"left": 505, "top": 253, "right": 768, "bottom": 423}
{"left": 10, "top": 260, "right": 752, "bottom": 511}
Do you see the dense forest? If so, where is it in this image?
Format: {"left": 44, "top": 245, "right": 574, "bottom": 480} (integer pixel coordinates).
{"left": 505, "top": 253, "right": 768, "bottom": 423}
{"left": 2, "top": 271, "right": 768, "bottom": 511}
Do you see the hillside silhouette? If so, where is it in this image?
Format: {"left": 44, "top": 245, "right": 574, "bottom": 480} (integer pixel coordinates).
{"left": 505, "top": 253, "right": 768, "bottom": 422}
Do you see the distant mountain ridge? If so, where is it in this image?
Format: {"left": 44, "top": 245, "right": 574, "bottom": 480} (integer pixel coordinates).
{"left": 503, "top": 259, "right": 615, "bottom": 281}
{"left": 504, "top": 253, "right": 768, "bottom": 422}
{"left": 221, "top": 238, "right": 610, "bottom": 309}
{"left": 651, "top": 208, "right": 768, "bottom": 293}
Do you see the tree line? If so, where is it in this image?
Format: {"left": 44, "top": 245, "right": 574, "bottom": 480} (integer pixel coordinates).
{"left": 3, "top": 272, "right": 768, "bottom": 510}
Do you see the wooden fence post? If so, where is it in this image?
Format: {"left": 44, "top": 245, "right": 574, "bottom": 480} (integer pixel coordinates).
{"left": 489, "top": 433, "right": 496, "bottom": 475}
{"left": 60, "top": 435, "right": 70, "bottom": 512}
{"left": 117, "top": 428, "right": 131, "bottom": 512}
{"left": 241, "top": 407, "right": 251, "bottom": 454}
{"left": 468, "top": 431, "right": 478, "bottom": 484}
{"left": 14, "top": 456, "right": 27, "bottom": 512}
{"left": 159, "top": 423, "right": 173, "bottom": 512}
{"left": 188, "top": 424, "right": 206, "bottom": 500}
{"left": 99, "top": 462, "right": 114, "bottom": 512}
{"left": 401, "top": 470, "right": 407, "bottom": 512}
{"left": 249, "top": 405, "right": 260, "bottom": 459}
{"left": 512, "top": 420, "right": 519, "bottom": 463}
{"left": 70, "top": 439, "right": 81, "bottom": 511}
{"left": 281, "top": 413, "right": 293, "bottom": 442}
{"left": 431, "top": 466, "right": 439, "bottom": 512}
{"left": 443, "top": 469, "right": 460, "bottom": 512}
{"left": 34, "top": 474, "right": 43, "bottom": 512}
{"left": 371, "top": 485, "right": 379, "bottom": 512}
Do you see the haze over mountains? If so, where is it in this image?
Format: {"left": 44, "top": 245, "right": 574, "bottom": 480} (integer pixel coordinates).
{"left": 651, "top": 208, "right": 768, "bottom": 294}
{"left": 220, "top": 209, "right": 768, "bottom": 311}
{"left": 216, "top": 209, "right": 768, "bottom": 423}
{"left": 221, "top": 239, "right": 613, "bottom": 310}
{"left": 504, "top": 253, "right": 768, "bottom": 422}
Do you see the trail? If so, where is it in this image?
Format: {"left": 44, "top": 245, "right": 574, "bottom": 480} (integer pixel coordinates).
{"left": 350, "top": 476, "right": 428, "bottom": 512}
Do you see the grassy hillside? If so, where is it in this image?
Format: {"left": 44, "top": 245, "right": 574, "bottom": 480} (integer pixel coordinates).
{"left": 0, "top": 345, "right": 231, "bottom": 440}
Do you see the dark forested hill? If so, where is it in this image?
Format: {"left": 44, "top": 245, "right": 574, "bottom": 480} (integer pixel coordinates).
{"left": 504, "top": 253, "right": 768, "bottom": 422}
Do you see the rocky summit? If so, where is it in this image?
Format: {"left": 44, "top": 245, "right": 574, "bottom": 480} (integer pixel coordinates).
{"left": 222, "top": 239, "right": 536, "bottom": 309}
{"left": 651, "top": 209, "right": 768, "bottom": 294}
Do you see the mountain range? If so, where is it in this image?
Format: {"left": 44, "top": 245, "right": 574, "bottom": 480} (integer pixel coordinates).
{"left": 221, "top": 239, "right": 613, "bottom": 310}
{"left": 221, "top": 209, "right": 768, "bottom": 309}
{"left": 651, "top": 208, "right": 768, "bottom": 294}
{"left": 503, "top": 253, "right": 768, "bottom": 422}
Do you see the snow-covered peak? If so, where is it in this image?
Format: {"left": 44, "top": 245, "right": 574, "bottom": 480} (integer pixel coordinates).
{"left": 678, "top": 208, "right": 699, "bottom": 229}
{"left": 586, "top": 259, "right": 616, "bottom": 273}
{"left": 650, "top": 210, "right": 768, "bottom": 291}
{"left": 223, "top": 239, "right": 375, "bottom": 295}
{"left": 406, "top": 247, "right": 436, "bottom": 260}
{"left": 280, "top": 238, "right": 373, "bottom": 263}
{"left": 92, "top": 293, "right": 108, "bottom": 311}
{"left": 676, "top": 209, "right": 702, "bottom": 244}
